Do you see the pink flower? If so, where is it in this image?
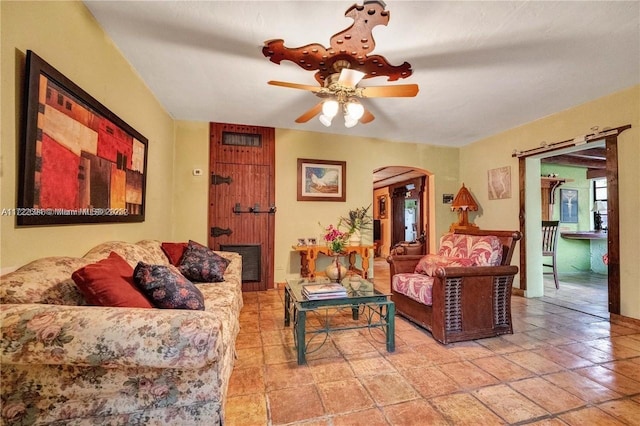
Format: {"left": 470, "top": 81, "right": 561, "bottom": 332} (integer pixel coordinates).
{"left": 36, "top": 324, "right": 62, "bottom": 344}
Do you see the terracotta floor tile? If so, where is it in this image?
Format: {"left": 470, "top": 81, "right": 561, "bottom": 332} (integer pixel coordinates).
{"left": 264, "top": 343, "right": 300, "bottom": 365}
{"left": 472, "top": 384, "right": 548, "bottom": 423}
{"left": 385, "top": 348, "right": 437, "bottom": 371}
{"left": 440, "top": 361, "right": 500, "bottom": 389}
{"left": 558, "top": 406, "right": 627, "bottom": 425}
{"left": 525, "top": 329, "right": 578, "bottom": 346}
{"left": 476, "top": 335, "right": 526, "bottom": 354}
{"left": 412, "top": 342, "right": 464, "bottom": 365}
{"left": 395, "top": 327, "right": 437, "bottom": 346}
{"left": 227, "top": 366, "right": 265, "bottom": 396}
{"left": 383, "top": 399, "right": 449, "bottom": 425}
{"left": 308, "top": 356, "right": 355, "bottom": 384}
{"left": 531, "top": 346, "right": 593, "bottom": 369}
{"left": 471, "top": 355, "right": 536, "bottom": 382}
{"left": 500, "top": 332, "right": 548, "bottom": 350}
{"left": 316, "top": 378, "right": 375, "bottom": 414}
{"left": 401, "top": 365, "right": 461, "bottom": 398}
{"left": 610, "top": 335, "right": 640, "bottom": 352}
{"left": 332, "top": 334, "right": 378, "bottom": 356}
{"left": 510, "top": 377, "right": 585, "bottom": 413}
{"left": 523, "top": 419, "right": 569, "bottom": 426}
{"left": 234, "top": 346, "right": 264, "bottom": 369}
{"left": 264, "top": 361, "right": 314, "bottom": 391}
{"left": 543, "top": 371, "right": 622, "bottom": 403}
{"left": 504, "top": 350, "right": 565, "bottom": 375}
{"left": 560, "top": 342, "right": 617, "bottom": 363}
{"left": 225, "top": 393, "right": 268, "bottom": 426}
{"left": 268, "top": 384, "right": 325, "bottom": 424}
{"left": 429, "top": 393, "right": 504, "bottom": 425}
{"left": 584, "top": 337, "right": 640, "bottom": 359}
{"left": 575, "top": 365, "right": 640, "bottom": 395}
{"left": 446, "top": 340, "right": 495, "bottom": 359}
{"left": 602, "top": 359, "right": 640, "bottom": 382}
{"left": 306, "top": 339, "right": 343, "bottom": 361}
{"left": 235, "top": 331, "right": 263, "bottom": 349}
{"left": 260, "top": 329, "right": 287, "bottom": 346}
{"left": 597, "top": 399, "right": 640, "bottom": 424}
{"left": 332, "top": 408, "right": 390, "bottom": 426}
{"left": 347, "top": 352, "right": 397, "bottom": 377}
{"left": 359, "top": 372, "right": 419, "bottom": 406}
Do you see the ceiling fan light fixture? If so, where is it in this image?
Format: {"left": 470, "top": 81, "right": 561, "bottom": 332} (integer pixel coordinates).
{"left": 345, "top": 99, "right": 365, "bottom": 121}
{"left": 319, "top": 114, "right": 333, "bottom": 127}
{"left": 322, "top": 99, "right": 339, "bottom": 118}
{"left": 344, "top": 115, "right": 358, "bottom": 128}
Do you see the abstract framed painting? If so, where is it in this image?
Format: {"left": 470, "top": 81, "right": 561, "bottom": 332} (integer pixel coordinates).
{"left": 17, "top": 50, "right": 148, "bottom": 226}
{"left": 297, "top": 158, "right": 346, "bottom": 202}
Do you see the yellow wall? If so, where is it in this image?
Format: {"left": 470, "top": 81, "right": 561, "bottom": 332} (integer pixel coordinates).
{"left": 460, "top": 85, "right": 640, "bottom": 318}
{"left": 172, "top": 125, "right": 461, "bottom": 281}
{"left": 0, "top": 1, "right": 175, "bottom": 270}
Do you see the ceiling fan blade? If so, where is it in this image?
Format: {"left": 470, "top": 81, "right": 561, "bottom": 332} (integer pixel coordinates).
{"left": 268, "top": 80, "right": 322, "bottom": 92}
{"left": 360, "top": 108, "right": 375, "bottom": 124}
{"left": 361, "top": 84, "right": 419, "bottom": 98}
{"left": 338, "top": 69, "right": 366, "bottom": 88}
{"left": 295, "top": 102, "right": 323, "bottom": 123}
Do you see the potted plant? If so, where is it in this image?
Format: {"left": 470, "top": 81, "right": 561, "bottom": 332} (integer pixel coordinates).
{"left": 339, "top": 204, "right": 372, "bottom": 246}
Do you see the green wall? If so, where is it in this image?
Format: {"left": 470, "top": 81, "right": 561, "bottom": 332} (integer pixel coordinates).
{"left": 541, "top": 164, "right": 591, "bottom": 273}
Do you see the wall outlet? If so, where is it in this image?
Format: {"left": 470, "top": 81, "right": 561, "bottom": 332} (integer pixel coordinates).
{"left": 192, "top": 168, "right": 202, "bottom": 176}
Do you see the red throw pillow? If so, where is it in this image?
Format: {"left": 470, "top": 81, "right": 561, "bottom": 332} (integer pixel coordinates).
{"left": 161, "top": 242, "right": 189, "bottom": 266}
{"left": 72, "top": 252, "right": 153, "bottom": 308}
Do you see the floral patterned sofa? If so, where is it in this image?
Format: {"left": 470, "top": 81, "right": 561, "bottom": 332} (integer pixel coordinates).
{"left": 388, "top": 229, "right": 521, "bottom": 344}
{"left": 0, "top": 240, "right": 243, "bottom": 425}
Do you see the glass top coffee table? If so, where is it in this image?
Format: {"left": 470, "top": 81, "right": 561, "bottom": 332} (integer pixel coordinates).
{"left": 284, "top": 276, "right": 395, "bottom": 365}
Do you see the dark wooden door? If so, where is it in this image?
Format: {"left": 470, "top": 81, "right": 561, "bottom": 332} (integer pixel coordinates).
{"left": 208, "top": 123, "right": 275, "bottom": 291}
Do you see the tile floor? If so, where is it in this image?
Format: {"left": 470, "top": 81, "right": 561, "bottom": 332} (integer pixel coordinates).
{"left": 225, "top": 261, "right": 640, "bottom": 425}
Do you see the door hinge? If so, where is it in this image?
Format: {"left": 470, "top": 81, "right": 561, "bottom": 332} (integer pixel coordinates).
{"left": 211, "top": 174, "right": 232, "bottom": 185}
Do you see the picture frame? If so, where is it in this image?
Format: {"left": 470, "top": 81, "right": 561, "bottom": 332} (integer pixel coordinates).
{"left": 18, "top": 50, "right": 148, "bottom": 226}
{"left": 487, "top": 166, "right": 512, "bottom": 200}
{"left": 297, "top": 158, "right": 346, "bottom": 202}
{"left": 378, "top": 194, "right": 387, "bottom": 218}
{"left": 560, "top": 188, "right": 579, "bottom": 223}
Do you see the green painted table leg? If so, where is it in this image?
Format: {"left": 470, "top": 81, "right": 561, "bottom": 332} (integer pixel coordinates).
{"left": 387, "top": 302, "right": 396, "bottom": 352}
{"left": 296, "top": 310, "right": 307, "bottom": 365}
{"left": 284, "top": 288, "right": 291, "bottom": 327}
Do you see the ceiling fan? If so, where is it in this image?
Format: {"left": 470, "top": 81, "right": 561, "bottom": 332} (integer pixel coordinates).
{"left": 262, "top": 0, "right": 419, "bottom": 127}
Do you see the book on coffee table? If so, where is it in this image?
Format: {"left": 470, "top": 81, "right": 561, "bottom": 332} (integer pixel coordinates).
{"left": 302, "top": 283, "right": 347, "bottom": 300}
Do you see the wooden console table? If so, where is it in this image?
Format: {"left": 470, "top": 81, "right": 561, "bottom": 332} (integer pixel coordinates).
{"left": 292, "top": 245, "right": 374, "bottom": 279}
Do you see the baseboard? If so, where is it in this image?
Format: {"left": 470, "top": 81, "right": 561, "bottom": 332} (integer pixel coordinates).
{"left": 511, "top": 288, "right": 525, "bottom": 297}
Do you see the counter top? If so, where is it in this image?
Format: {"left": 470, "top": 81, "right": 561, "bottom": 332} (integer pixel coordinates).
{"left": 560, "top": 231, "right": 607, "bottom": 240}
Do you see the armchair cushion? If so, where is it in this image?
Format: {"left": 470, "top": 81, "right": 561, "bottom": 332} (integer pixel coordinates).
{"left": 178, "top": 240, "right": 230, "bottom": 283}
{"left": 414, "top": 254, "right": 474, "bottom": 276}
{"left": 72, "top": 252, "right": 153, "bottom": 309}
{"left": 392, "top": 273, "right": 435, "bottom": 306}
{"left": 438, "top": 233, "right": 503, "bottom": 266}
{"left": 133, "top": 262, "right": 205, "bottom": 310}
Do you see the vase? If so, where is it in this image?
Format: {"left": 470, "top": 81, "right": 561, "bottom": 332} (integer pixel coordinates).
{"left": 325, "top": 256, "right": 347, "bottom": 282}
{"left": 349, "top": 229, "right": 361, "bottom": 246}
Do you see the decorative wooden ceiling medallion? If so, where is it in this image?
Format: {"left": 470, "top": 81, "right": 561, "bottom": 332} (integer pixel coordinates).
{"left": 262, "top": 0, "right": 413, "bottom": 84}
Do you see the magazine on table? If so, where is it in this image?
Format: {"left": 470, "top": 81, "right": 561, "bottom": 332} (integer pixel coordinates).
{"left": 302, "top": 282, "right": 347, "bottom": 299}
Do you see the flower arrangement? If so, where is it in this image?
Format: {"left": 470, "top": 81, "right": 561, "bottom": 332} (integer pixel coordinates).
{"left": 321, "top": 224, "right": 349, "bottom": 253}
{"left": 339, "top": 204, "right": 373, "bottom": 234}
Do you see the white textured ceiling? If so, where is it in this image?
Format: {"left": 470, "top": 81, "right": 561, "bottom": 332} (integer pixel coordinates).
{"left": 83, "top": 1, "right": 639, "bottom": 147}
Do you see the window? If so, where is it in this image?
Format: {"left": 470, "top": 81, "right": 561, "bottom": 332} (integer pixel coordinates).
{"left": 593, "top": 178, "right": 607, "bottom": 230}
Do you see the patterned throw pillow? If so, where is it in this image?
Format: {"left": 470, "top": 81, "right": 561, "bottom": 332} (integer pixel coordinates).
{"left": 414, "top": 254, "right": 475, "bottom": 276}
{"left": 178, "top": 240, "right": 230, "bottom": 283}
{"left": 133, "top": 262, "right": 205, "bottom": 310}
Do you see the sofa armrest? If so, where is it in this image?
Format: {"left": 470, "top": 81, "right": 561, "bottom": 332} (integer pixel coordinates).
{"left": 387, "top": 255, "right": 423, "bottom": 274}
{"left": 1, "top": 304, "right": 222, "bottom": 369}
{"left": 434, "top": 265, "right": 519, "bottom": 278}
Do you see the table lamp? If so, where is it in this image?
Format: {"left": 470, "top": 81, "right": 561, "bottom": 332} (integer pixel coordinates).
{"left": 449, "top": 183, "right": 479, "bottom": 232}
{"left": 592, "top": 201, "right": 607, "bottom": 231}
